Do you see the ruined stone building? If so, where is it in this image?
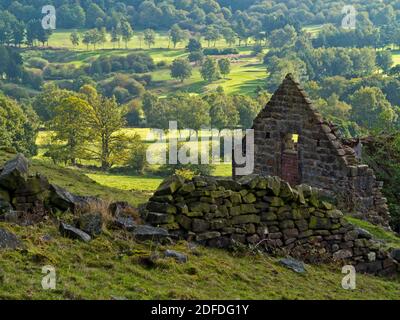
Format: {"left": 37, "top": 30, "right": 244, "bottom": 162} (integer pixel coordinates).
{"left": 233, "top": 74, "right": 390, "bottom": 227}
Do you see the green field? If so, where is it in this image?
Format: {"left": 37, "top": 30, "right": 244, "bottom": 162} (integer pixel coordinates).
{"left": 35, "top": 128, "right": 233, "bottom": 192}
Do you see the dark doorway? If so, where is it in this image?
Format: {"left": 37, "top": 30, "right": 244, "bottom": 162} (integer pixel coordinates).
{"left": 280, "top": 133, "right": 300, "bottom": 186}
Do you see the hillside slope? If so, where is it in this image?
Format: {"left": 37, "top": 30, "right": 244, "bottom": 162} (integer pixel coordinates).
{"left": 0, "top": 150, "right": 399, "bottom": 300}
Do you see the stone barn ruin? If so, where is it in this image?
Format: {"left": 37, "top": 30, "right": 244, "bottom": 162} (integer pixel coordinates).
{"left": 233, "top": 74, "right": 390, "bottom": 227}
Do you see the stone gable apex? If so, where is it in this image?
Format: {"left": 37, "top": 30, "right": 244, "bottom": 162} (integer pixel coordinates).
{"left": 253, "top": 74, "right": 358, "bottom": 166}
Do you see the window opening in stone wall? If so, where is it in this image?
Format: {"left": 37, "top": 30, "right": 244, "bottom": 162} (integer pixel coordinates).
{"left": 281, "top": 133, "right": 300, "bottom": 186}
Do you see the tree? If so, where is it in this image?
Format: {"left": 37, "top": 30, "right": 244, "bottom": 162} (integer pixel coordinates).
{"left": 186, "top": 38, "right": 202, "bottom": 52}
{"left": 170, "top": 58, "right": 192, "bottom": 82}
{"left": 203, "top": 92, "right": 239, "bottom": 129}
{"left": 204, "top": 25, "right": 220, "bottom": 47}
{"left": 49, "top": 96, "right": 92, "bottom": 165}
{"left": 169, "top": 24, "right": 188, "bottom": 48}
{"left": 144, "top": 29, "right": 156, "bottom": 48}
{"left": 222, "top": 27, "right": 237, "bottom": 46}
{"left": 232, "top": 95, "right": 262, "bottom": 128}
{"left": 0, "top": 94, "right": 38, "bottom": 156}
{"left": 82, "top": 30, "right": 92, "bottom": 50}
{"left": 349, "top": 87, "right": 398, "bottom": 132}
{"left": 110, "top": 27, "right": 120, "bottom": 49}
{"left": 80, "top": 85, "right": 129, "bottom": 170}
{"left": 218, "top": 58, "right": 231, "bottom": 78}
{"left": 377, "top": 51, "right": 393, "bottom": 74}
{"left": 120, "top": 19, "right": 134, "bottom": 49}
{"left": 200, "top": 57, "right": 219, "bottom": 82}
{"left": 70, "top": 31, "right": 80, "bottom": 47}
{"left": 269, "top": 25, "right": 297, "bottom": 49}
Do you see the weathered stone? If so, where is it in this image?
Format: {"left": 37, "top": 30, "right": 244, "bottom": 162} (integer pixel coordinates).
{"left": 309, "top": 216, "right": 331, "bottom": 229}
{"left": 242, "top": 193, "right": 256, "bottom": 204}
{"left": 247, "top": 234, "right": 260, "bottom": 244}
{"left": 208, "top": 236, "right": 232, "bottom": 248}
{"left": 266, "top": 176, "right": 281, "bottom": 196}
{"left": 326, "top": 209, "right": 343, "bottom": 219}
{"left": 279, "top": 257, "right": 306, "bottom": 273}
{"left": 261, "top": 212, "right": 277, "bottom": 221}
{"left": 264, "top": 196, "right": 284, "bottom": 207}
{"left": 154, "top": 175, "right": 185, "bottom": 196}
{"left": 295, "top": 219, "right": 308, "bottom": 231}
{"left": 229, "top": 206, "right": 242, "bottom": 216}
{"left": 355, "top": 228, "right": 373, "bottom": 240}
{"left": 176, "top": 215, "right": 192, "bottom": 230}
{"left": 164, "top": 250, "right": 187, "bottom": 263}
{"left": 238, "top": 174, "right": 259, "bottom": 189}
{"left": 109, "top": 202, "right": 137, "bottom": 218}
{"left": 146, "top": 212, "right": 174, "bottom": 225}
{"left": 279, "top": 220, "right": 294, "bottom": 229}
{"left": 49, "top": 184, "right": 80, "bottom": 211}
{"left": 175, "top": 203, "right": 189, "bottom": 214}
{"left": 333, "top": 249, "right": 352, "bottom": 260}
{"left": 231, "top": 214, "right": 260, "bottom": 225}
{"left": 78, "top": 212, "right": 103, "bottom": 236}
{"left": 59, "top": 222, "right": 91, "bottom": 242}
{"left": 178, "top": 182, "right": 195, "bottom": 194}
{"left": 230, "top": 192, "right": 242, "bottom": 205}
{"left": 283, "top": 228, "right": 299, "bottom": 239}
{"left": 192, "top": 219, "right": 209, "bottom": 232}
{"left": 146, "top": 201, "right": 176, "bottom": 214}
{"left": 0, "top": 154, "right": 29, "bottom": 191}
{"left": 240, "top": 204, "right": 258, "bottom": 214}
{"left": 131, "top": 225, "right": 169, "bottom": 241}
{"left": 189, "top": 202, "right": 210, "bottom": 213}
{"left": 196, "top": 231, "right": 220, "bottom": 241}
{"left": 210, "top": 219, "right": 227, "bottom": 230}
{"left": 114, "top": 215, "right": 136, "bottom": 231}
{"left": 0, "top": 227, "right": 21, "bottom": 249}
{"left": 390, "top": 248, "right": 400, "bottom": 262}
{"left": 151, "top": 195, "right": 174, "bottom": 203}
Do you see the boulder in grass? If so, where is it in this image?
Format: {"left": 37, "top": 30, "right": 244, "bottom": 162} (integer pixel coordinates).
{"left": 0, "top": 154, "right": 29, "bottom": 191}
{"left": 59, "top": 222, "right": 91, "bottom": 242}
{"left": 279, "top": 257, "right": 306, "bottom": 273}
{"left": 77, "top": 212, "right": 103, "bottom": 237}
{"left": 113, "top": 214, "right": 136, "bottom": 231}
{"left": 154, "top": 175, "right": 185, "bottom": 196}
{"left": 131, "top": 225, "right": 169, "bottom": 241}
{"left": 164, "top": 250, "right": 188, "bottom": 263}
{"left": 0, "top": 227, "right": 21, "bottom": 249}
{"left": 49, "top": 184, "right": 80, "bottom": 212}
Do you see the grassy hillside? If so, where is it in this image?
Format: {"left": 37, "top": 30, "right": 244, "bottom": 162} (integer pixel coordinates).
{"left": 0, "top": 150, "right": 151, "bottom": 206}
{"left": 0, "top": 150, "right": 400, "bottom": 300}
{"left": 1, "top": 220, "right": 400, "bottom": 300}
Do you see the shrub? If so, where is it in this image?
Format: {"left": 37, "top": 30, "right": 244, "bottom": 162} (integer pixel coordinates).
{"left": 26, "top": 57, "right": 49, "bottom": 70}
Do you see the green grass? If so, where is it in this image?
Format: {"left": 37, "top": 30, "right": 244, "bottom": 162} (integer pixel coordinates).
{"left": 0, "top": 220, "right": 399, "bottom": 300}
{"left": 0, "top": 150, "right": 150, "bottom": 206}
{"left": 392, "top": 51, "right": 400, "bottom": 66}
{"left": 1, "top": 150, "right": 399, "bottom": 299}
{"left": 346, "top": 216, "right": 400, "bottom": 249}
{"left": 85, "top": 172, "right": 163, "bottom": 192}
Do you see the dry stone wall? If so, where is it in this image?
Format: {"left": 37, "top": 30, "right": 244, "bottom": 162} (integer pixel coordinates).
{"left": 145, "top": 174, "right": 399, "bottom": 276}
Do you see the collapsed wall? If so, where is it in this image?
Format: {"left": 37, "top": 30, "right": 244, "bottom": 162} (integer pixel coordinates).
{"left": 232, "top": 74, "right": 390, "bottom": 227}
{"left": 0, "top": 153, "right": 99, "bottom": 223}
{"left": 145, "top": 174, "right": 399, "bottom": 276}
